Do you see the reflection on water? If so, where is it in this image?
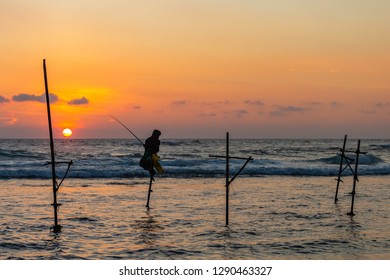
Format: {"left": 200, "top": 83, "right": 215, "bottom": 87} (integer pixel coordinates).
{"left": 0, "top": 176, "right": 389, "bottom": 259}
{"left": 347, "top": 218, "right": 362, "bottom": 239}
{"left": 133, "top": 211, "right": 164, "bottom": 246}
{"left": 46, "top": 233, "right": 63, "bottom": 259}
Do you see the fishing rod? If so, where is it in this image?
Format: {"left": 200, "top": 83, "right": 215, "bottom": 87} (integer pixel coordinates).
{"left": 109, "top": 115, "right": 144, "bottom": 146}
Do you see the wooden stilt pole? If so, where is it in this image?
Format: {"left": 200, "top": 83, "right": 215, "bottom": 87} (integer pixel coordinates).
{"left": 146, "top": 176, "right": 153, "bottom": 209}
{"left": 43, "top": 59, "right": 61, "bottom": 233}
{"left": 226, "top": 132, "right": 229, "bottom": 227}
{"left": 209, "top": 132, "right": 252, "bottom": 227}
{"left": 347, "top": 140, "right": 361, "bottom": 216}
{"left": 335, "top": 135, "right": 347, "bottom": 203}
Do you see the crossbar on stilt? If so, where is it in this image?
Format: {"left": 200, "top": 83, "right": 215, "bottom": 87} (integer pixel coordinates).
{"left": 209, "top": 132, "right": 253, "bottom": 227}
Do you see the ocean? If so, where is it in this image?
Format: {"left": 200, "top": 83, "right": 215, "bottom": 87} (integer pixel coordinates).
{"left": 0, "top": 138, "right": 389, "bottom": 259}
{"left": 1, "top": 138, "right": 390, "bottom": 179}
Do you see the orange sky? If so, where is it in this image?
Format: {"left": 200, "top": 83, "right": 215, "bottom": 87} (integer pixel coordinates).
{"left": 1, "top": 0, "right": 390, "bottom": 138}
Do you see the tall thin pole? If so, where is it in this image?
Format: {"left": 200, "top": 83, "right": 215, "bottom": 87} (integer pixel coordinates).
{"left": 335, "top": 135, "right": 347, "bottom": 203}
{"left": 348, "top": 140, "right": 361, "bottom": 216}
{"left": 43, "top": 59, "right": 60, "bottom": 231}
{"left": 209, "top": 132, "right": 252, "bottom": 227}
{"left": 146, "top": 176, "right": 153, "bottom": 210}
{"left": 226, "top": 132, "right": 229, "bottom": 226}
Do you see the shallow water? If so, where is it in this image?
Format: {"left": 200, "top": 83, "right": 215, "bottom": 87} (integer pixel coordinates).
{"left": 1, "top": 176, "right": 389, "bottom": 259}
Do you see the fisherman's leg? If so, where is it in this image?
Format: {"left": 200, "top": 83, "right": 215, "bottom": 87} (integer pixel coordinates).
{"left": 149, "top": 168, "right": 156, "bottom": 180}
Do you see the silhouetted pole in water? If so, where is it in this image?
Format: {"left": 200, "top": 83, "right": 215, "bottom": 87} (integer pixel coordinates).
{"left": 334, "top": 135, "right": 356, "bottom": 204}
{"left": 146, "top": 176, "right": 153, "bottom": 210}
{"left": 348, "top": 140, "right": 362, "bottom": 216}
{"left": 333, "top": 136, "right": 365, "bottom": 215}
{"left": 210, "top": 132, "right": 253, "bottom": 227}
{"left": 335, "top": 135, "right": 348, "bottom": 203}
{"left": 226, "top": 132, "right": 230, "bottom": 226}
{"left": 43, "top": 59, "right": 73, "bottom": 232}
{"left": 43, "top": 59, "right": 61, "bottom": 233}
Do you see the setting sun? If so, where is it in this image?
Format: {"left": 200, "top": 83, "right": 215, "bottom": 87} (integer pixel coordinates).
{"left": 62, "top": 128, "right": 73, "bottom": 137}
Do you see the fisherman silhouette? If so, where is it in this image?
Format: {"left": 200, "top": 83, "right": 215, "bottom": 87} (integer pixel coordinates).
{"left": 139, "top": 129, "right": 162, "bottom": 179}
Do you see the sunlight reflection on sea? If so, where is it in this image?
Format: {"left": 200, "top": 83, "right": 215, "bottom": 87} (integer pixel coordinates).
{"left": 1, "top": 176, "right": 389, "bottom": 259}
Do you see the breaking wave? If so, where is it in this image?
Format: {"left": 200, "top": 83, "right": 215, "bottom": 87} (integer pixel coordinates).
{"left": 319, "top": 154, "right": 384, "bottom": 165}
{"left": 1, "top": 139, "right": 389, "bottom": 179}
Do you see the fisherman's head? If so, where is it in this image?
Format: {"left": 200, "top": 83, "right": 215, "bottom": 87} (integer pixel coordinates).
{"left": 152, "top": 129, "right": 161, "bottom": 138}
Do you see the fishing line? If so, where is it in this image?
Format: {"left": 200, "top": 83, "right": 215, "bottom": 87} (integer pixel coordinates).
{"left": 109, "top": 115, "right": 144, "bottom": 146}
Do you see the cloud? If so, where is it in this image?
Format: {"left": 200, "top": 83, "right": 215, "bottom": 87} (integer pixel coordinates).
{"left": 68, "top": 96, "right": 89, "bottom": 105}
{"left": 197, "top": 113, "right": 217, "bottom": 118}
{"left": 284, "top": 106, "right": 307, "bottom": 112}
{"left": 270, "top": 105, "right": 308, "bottom": 116}
{"left": 223, "top": 109, "right": 248, "bottom": 118}
{"left": 244, "top": 100, "right": 264, "bottom": 106}
{"left": 304, "top": 101, "right": 322, "bottom": 106}
{"left": 0, "top": 95, "right": 10, "bottom": 103}
{"left": 201, "top": 100, "right": 230, "bottom": 107}
{"left": 171, "top": 100, "right": 231, "bottom": 109}
{"left": 330, "top": 101, "right": 342, "bottom": 107}
{"left": 197, "top": 101, "right": 230, "bottom": 110}
{"left": 172, "top": 100, "right": 190, "bottom": 106}
{"left": 0, "top": 117, "right": 17, "bottom": 126}
{"left": 235, "top": 109, "right": 248, "bottom": 118}
{"left": 360, "top": 109, "right": 376, "bottom": 115}
{"left": 375, "top": 102, "right": 390, "bottom": 108}
{"left": 288, "top": 68, "right": 315, "bottom": 73}
{"left": 126, "top": 103, "right": 141, "bottom": 110}
{"left": 12, "top": 93, "right": 58, "bottom": 103}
